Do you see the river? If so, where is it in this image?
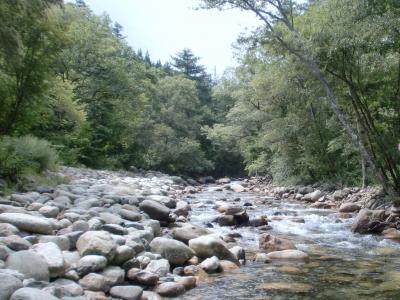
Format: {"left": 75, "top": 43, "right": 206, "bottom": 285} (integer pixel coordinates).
{"left": 180, "top": 184, "right": 400, "bottom": 299}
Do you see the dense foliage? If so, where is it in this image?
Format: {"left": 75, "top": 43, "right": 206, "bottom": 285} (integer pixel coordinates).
{"left": 1, "top": 0, "right": 399, "bottom": 200}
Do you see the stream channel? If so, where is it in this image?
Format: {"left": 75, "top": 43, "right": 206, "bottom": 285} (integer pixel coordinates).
{"left": 179, "top": 184, "right": 400, "bottom": 300}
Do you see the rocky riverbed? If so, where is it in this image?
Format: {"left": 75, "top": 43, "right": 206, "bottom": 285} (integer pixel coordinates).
{"left": 0, "top": 167, "right": 400, "bottom": 300}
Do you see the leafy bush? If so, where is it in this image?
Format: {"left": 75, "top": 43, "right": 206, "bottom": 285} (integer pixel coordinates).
{"left": 0, "top": 135, "right": 58, "bottom": 180}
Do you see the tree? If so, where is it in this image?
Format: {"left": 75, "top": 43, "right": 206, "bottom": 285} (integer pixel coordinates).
{"left": 200, "top": 0, "right": 400, "bottom": 205}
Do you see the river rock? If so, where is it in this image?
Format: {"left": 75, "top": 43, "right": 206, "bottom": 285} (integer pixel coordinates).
{"left": 32, "top": 242, "right": 65, "bottom": 278}
{"left": 100, "top": 266, "right": 125, "bottom": 286}
{"left": 149, "top": 237, "right": 194, "bottom": 266}
{"left": 339, "top": 203, "right": 361, "bottom": 213}
{"left": 127, "top": 269, "right": 159, "bottom": 286}
{"left": 200, "top": 256, "right": 221, "bottom": 273}
{"left": 267, "top": 249, "right": 309, "bottom": 261}
{"left": 38, "top": 206, "right": 59, "bottom": 218}
{"left": 0, "top": 223, "right": 20, "bottom": 236}
{"left": 76, "top": 231, "right": 117, "bottom": 261}
{"left": 174, "top": 200, "right": 190, "bottom": 217}
{"left": 144, "top": 259, "right": 170, "bottom": 277}
{"left": 230, "top": 246, "right": 245, "bottom": 261}
{"left": 259, "top": 234, "right": 296, "bottom": 252}
{"left": 230, "top": 184, "right": 245, "bottom": 193}
{"left": 351, "top": 209, "right": 387, "bottom": 234}
{"left": 6, "top": 250, "right": 50, "bottom": 281}
{"left": 0, "top": 213, "right": 53, "bottom": 234}
{"left": 119, "top": 209, "right": 142, "bottom": 222}
{"left": 0, "top": 273, "right": 23, "bottom": 300}
{"left": 109, "top": 286, "right": 143, "bottom": 300}
{"left": 78, "top": 255, "right": 107, "bottom": 275}
{"left": 302, "top": 190, "right": 323, "bottom": 202}
{"left": 114, "top": 245, "right": 134, "bottom": 265}
{"left": 217, "top": 215, "right": 236, "bottom": 226}
{"left": 172, "top": 224, "right": 209, "bottom": 244}
{"left": 188, "top": 235, "right": 238, "bottom": 263}
{"left": 79, "top": 273, "right": 110, "bottom": 292}
{"left": 10, "top": 287, "right": 59, "bottom": 300}
{"left": 298, "top": 186, "right": 314, "bottom": 195}
{"left": 139, "top": 200, "right": 170, "bottom": 222}
{"left": 253, "top": 253, "right": 271, "bottom": 263}
{"left": 382, "top": 228, "right": 400, "bottom": 239}
{"left": 0, "top": 235, "right": 31, "bottom": 251}
{"left": 52, "top": 278, "right": 83, "bottom": 296}
{"left": 155, "top": 282, "right": 185, "bottom": 297}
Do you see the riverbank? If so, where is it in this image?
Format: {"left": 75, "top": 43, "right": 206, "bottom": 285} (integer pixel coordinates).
{"left": 0, "top": 167, "right": 399, "bottom": 299}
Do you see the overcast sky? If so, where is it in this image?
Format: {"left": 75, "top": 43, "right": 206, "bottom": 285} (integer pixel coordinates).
{"left": 80, "top": 0, "right": 261, "bottom": 74}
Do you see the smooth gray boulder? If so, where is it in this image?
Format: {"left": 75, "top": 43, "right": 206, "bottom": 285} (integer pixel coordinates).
{"left": 76, "top": 231, "right": 117, "bottom": 261}
{"left": 77, "top": 255, "right": 107, "bottom": 275}
{"left": 139, "top": 200, "right": 170, "bottom": 222}
{"left": 0, "top": 213, "right": 53, "bottom": 234}
{"left": 172, "top": 224, "right": 209, "bottom": 244}
{"left": 52, "top": 278, "right": 83, "bottom": 296}
{"left": 145, "top": 259, "right": 170, "bottom": 277}
{"left": 79, "top": 273, "right": 110, "bottom": 292}
{"left": 32, "top": 242, "right": 65, "bottom": 278}
{"left": 109, "top": 286, "right": 143, "bottom": 300}
{"left": 188, "top": 235, "right": 238, "bottom": 263}
{"left": 6, "top": 251, "right": 49, "bottom": 281}
{"left": 10, "top": 287, "right": 58, "bottom": 300}
{"left": 149, "top": 237, "right": 194, "bottom": 266}
{"left": 0, "top": 273, "right": 23, "bottom": 300}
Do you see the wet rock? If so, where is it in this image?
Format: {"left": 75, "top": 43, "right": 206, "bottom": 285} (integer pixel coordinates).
{"left": 6, "top": 250, "right": 49, "bottom": 281}
{"left": 71, "top": 220, "right": 89, "bottom": 232}
{"left": 79, "top": 273, "right": 110, "bottom": 292}
{"left": 149, "top": 237, "right": 194, "bottom": 266}
{"left": 339, "top": 203, "right": 361, "bottom": 213}
{"left": 257, "top": 282, "right": 312, "bottom": 293}
{"left": 229, "top": 246, "right": 245, "bottom": 261}
{"left": 0, "top": 273, "right": 23, "bottom": 300}
{"left": 382, "top": 228, "right": 400, "bottom": 239}
{"left": 351, "top": 209, "right": 387, "bottom": 234}
{"left": 0, "top": 213, "right": 53, "bottom": 234}
{"left": 249, "top": 216, "right": 268, "bottom": 227}
{"left": 32, "top": 242, "right": 65, "bottom": 278}
{"left": 119, "top": 209, "right": 142, "bottom": 222}
{"left": 333, "top": 188, "right": 351, "bottom": 200}
{"left": 155, "top": 282, "right": 185, "bottom": 297}
{"left": 172, "top": 224, "right": 209, "bottom": 244}
{"left": 233, "top": 210, "right": 249, "bottom": 225}
{"left": 145, "top": 259, "right": 170, "bottom": 277}
{"left": 188, "top": 235, "right": 238, "bottom": 264}
{"left": 141, "top": 291, "right": 162, "bottom": 300}
{"left": 109, "top": 286, "right": 143, "bottom": 300}
{"left": 253, "top": 253, "right": 271, "bottom": 263}
{"left": 127, "top": 269, "right": 159, "bottom": 286}
{"left": 259, "top": 234, "right": 296, "bottom": 252}
{"left": 220, "top": 260, "right": 239, "bottom": 272}
{"left": 174, "top": 200, "right": 190, "bottom": 217}
{"left": 216, "top": 178, "right": 231, "bottom": 184}
{"left": 76, "top": 231, "right": 117, "bottom": 261}
{"left": 298, "top": 186, "right": 314, "bottom": 195}
{"left": 200, "top": 256, "right": 221, "bottom": 273}
{"left": 10, "top": 287, "right": 59, "bottom": 300}
{"left": 267, "top": 249, "right": 309, "bottom": 261}
{"left": 176, "top": 276, "right": 196, "bottom": 290}
{"left": 139, "top": 200, "right": 170, "bottom": 222}
{"left": 84, "top": 290, "right": 107, "bottom": 300}
{"left": 217, "top": 215, "right": 236, "bottom": 226}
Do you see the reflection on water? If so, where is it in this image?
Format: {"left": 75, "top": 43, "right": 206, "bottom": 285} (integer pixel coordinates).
{"left": 180, "top": 187, "right": 400, "bottom": 300}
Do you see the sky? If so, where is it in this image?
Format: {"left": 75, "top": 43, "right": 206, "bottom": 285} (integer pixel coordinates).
{"left": 80, "top": 0, "right": 261, "bottom": 74}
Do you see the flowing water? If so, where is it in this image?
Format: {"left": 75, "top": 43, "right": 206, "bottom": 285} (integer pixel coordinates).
{"left": 179, "top": 185, "right": 400, "bottom": 300}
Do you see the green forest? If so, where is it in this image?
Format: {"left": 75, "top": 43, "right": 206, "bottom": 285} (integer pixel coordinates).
{"left": 1, "top": 0, "right": 400, "bottom": 200}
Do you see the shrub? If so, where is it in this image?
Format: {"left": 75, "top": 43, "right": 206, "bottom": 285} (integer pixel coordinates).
{"left": 0, "top": 135, "right": 58, "bottom": 181}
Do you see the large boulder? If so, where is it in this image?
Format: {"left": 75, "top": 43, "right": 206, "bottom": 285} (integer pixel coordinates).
{"left": 351, "top": 209, "right": 387, "bottom": 234}
{"left": 149, "top": 237, "right": 194, "bottom": 266}
{"left": 188, "top": 235, "right": 238, "bottom": 263}
{"left": 32, "top": 242, "right": 65, "bottom": 278}
{"left": 0, "top": 213, "right": 53, "bottom": 234}
{"left": 258, "top": 234, "right": 296, "bottom": 252}
{"left": 76, "top": 231, "right": 117, "bottom": 261}
{"left": 139, "top": 200, "right": 170, "bottom": 222}
{"left": 10, "top": 288, "right": 59, "bottom": 300}
{"left": 0, "top": 273, "right": 23, "bottom": 300}
{"left": 6, "top": 250, "right": 50, "bottom": 281}
{"left": 172, "top": 224, "right": 209, "bottom": 244}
